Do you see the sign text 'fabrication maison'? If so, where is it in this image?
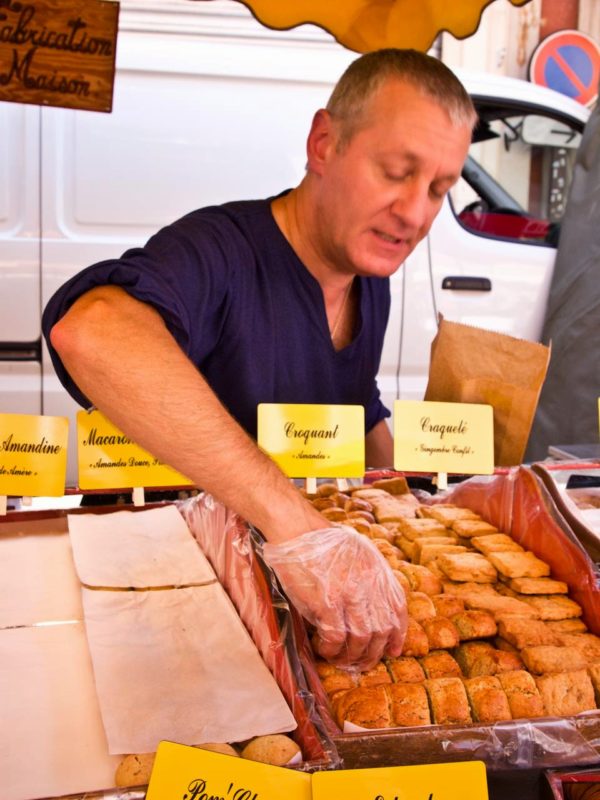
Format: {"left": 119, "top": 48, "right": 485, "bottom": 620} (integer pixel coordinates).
{"left": 0, "top": 0, "right": 119, "bottom": 112}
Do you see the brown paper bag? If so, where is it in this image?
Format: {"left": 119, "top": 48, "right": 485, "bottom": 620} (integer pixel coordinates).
{"left": 424, "top": 317, "right": 550, "bottom": 466}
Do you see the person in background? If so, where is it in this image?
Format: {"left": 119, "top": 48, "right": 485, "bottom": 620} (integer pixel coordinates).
{"left": 43, "top": 49, "right": 476, "bottom": 669}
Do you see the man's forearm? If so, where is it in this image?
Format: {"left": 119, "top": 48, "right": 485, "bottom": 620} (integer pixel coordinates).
{"left": 50, "top": 286, "right": 326, "bottom": 542}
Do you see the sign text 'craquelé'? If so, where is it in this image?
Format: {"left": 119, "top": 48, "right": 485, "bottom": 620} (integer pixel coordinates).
{"left": 393, "top": 400, "right": 494, "bottom": 475}
{"left": 0, "top": 0, "right": 119, "bottom": 112}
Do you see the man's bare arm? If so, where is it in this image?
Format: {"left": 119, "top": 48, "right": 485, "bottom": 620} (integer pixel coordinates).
{"left": 365, "top": 418, "right": 394, "bottom": 468}
{"left": 50, "top": 286, "right": 326, "bottom": 543}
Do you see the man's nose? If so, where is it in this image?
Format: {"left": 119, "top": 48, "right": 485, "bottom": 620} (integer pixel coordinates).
{"left": 390, "top": 179, "right": 431, "bottom": 229}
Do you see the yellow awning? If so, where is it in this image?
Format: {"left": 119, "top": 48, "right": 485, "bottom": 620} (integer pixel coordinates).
{"left": 218, "top": 0, "right": 533, "bottom": 53}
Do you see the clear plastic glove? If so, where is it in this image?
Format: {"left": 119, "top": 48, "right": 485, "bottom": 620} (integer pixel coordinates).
{"left": 262, "top": 526, "right": 407, "bottom": 671}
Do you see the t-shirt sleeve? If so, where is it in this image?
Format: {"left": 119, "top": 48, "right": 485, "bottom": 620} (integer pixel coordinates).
{"left": 365, "top": 381, "right": 391, "bottom": 433}
{"left": 42, "top": 211, "right": 234, "bottom": 407}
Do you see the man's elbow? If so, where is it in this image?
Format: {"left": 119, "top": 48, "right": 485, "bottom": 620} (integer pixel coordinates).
{"left": 49, "top": 289, "right": 117, "bottom": 364}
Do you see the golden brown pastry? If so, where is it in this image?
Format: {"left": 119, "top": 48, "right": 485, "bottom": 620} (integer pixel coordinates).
{"left": 421, "top": 616, "right": 460, "bottom": 650}
{"left": 497, "top": 617, "right": 561, "bottom": 650}
{"left": 470, "top": 534, "right": 525, "bottom": 555}
{"left": 401, "top": 617, "right": 430, "bottom": 657}
{"left": 406, "top": 591, "right": 437, "bottom": 623}
{"left": 519, "top": 595, "right": 583, "bottom": 621}
{"left": 437, "top": 552, "right": 497, "bottom": 584}
{"left": 357, "top": 662, "right": 392, "bottom": 687}
{"left": 535, "top": 670, "right": 596, "bottom": 716}
{"left": 520, "top": 645, "right": 588, "bottom": 674}
{"left": 419, "top": 650, "right": 463, "bottom": 679}
{"left": 431, "top": 593, "right": 465, "bottom": 618}
{"left": 115, "top": 753, "right": 156, "bottom": 787}
{"left": 451, "top": 519, "right": 498, "bottom": 538}
{"left": 398, "top": 518, "right": 449, "bottom": 540}
{"left": 463, "top": 676, "right": 512, "bottom": 723}
{"left": 385, "top": 655, "right": 426, "bottom": 684}
{"left": 505, "top": 576, "right": 568, "bottom": 595}
{"left": 241, "top": 735, "right": 301, "bottom": 765}
{"left": 417, "top": 543, "right": 468, "bottom": 566}
{"left": 386, "top": 682, "right": 431, "bottom": 726}
{"left": 419, "top": 505, "right": 480, "bottom": 525}
{"left": 332, "top": 685, "right": 391, "bottom": 729}
{"left": 315, "top": 661, "right": 358, "bottom": 695}
{"left": 546, "top": 619, "right": 587, "bottom": 634}
{"left": 371, "top": 476, "right": 410, "bottom": 495}
{"left": 397, "top": 562, "right": 443, "bottom": 595}
{"left": 462, "top": 593, "right": 540, "bottom": 619}
{"left": 424, "top": 677, "right": 473, "bottom": 724}
{"left": 451, "top": 610, "right": 498, "bottom": 640}
{"left": 487, "top": 550, "right": 551, "bottom": 579}
{"left": 588, "top": 663, "right": 600, "bottom": 705}
{"left": 442, "top": 581, "right": 499, "bottom": 598}
{"left": 497, "top": 670, "right": 545, "bottom": 719}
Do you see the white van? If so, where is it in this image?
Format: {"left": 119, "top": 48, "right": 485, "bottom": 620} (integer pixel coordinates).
{"left": 0, "top": 0, "right": 590, "bottom": 483}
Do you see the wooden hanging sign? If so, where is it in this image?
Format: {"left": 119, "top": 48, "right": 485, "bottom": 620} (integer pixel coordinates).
{"left": 0, "top": 0, "right": 119, "bottom": 112}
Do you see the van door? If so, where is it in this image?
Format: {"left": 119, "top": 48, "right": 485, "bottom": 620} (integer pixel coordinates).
{"left": 379, "top": 97, "right": 586, "bottom": 412}
{"left": 0, "top": 103, "right": 41, "bottom": 415}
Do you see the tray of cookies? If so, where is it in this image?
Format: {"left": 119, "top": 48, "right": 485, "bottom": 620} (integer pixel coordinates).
{"left": 292, "top": 468, "right": 600, "bottom": 771}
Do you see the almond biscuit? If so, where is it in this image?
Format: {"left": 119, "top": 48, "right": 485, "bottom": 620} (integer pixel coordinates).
{"left": 534, "top": 670, "right": 596, "bottom": 716}
{"left": 497, "top": 670, "right": 545, "bottom": 719}
{"left": 463, "top": 675, "right": 512, "bottom": 722}
{"left": 419, "top": 650, "right": 463, "bottom": 679}
{"left": 438, "top": 552, "right": 497, "bottom": 583}
{"left": 424, "top": 677, "right": 472, "bottom": 724}
{"left": 487, "top": 550, "right": 550, "bottom": 579}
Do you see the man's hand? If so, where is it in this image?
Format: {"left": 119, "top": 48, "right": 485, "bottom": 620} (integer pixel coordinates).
{"left": 262, "top": 525, "right": 407, "bottom": 670}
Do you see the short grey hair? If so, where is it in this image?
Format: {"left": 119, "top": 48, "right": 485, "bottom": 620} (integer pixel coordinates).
{"left": 326, "top": 49, "right": 477, "bottom": 148}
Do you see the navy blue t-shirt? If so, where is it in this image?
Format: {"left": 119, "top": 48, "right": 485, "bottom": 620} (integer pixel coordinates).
{"left": 42, "top": 198, "right": 391, "bottom": 436}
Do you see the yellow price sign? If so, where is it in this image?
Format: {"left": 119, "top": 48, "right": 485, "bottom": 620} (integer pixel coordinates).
{"left": 0, "top": 413, "right": 68, "bottom": 496}
{"left": 394, "top": 400, "right": 494, "bottom": 475}
{"left": 77, "top": 410, "right": 193, "bottom": 490}
{"left": 257, "top": 403, "right": 365, "bottom": 478}
{"left": 146, "top": 741, "right": 311, "bottom": 800}
{"left": 312, "top": 761, "right": 488, "bottom": 799}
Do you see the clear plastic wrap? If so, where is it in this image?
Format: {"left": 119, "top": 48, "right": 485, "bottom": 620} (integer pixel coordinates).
{"left": 177, "top": 493, "right": 341, "bottom": 770}
{"left": 262, "top": 526, "right": 407, "bottom": 670}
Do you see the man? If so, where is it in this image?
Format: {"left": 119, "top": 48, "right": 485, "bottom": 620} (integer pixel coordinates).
{"left": 43, "top": 49, "right": 476, "bottom": 669}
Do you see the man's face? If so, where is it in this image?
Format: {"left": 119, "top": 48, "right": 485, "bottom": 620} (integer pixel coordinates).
{"left": 309, "top": 78, "right": 473, "bottom": 279}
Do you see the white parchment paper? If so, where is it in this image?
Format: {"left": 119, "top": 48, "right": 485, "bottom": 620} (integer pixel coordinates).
{"left": 68, "top": 506, "right": 296, "bottom": 754}
{"left": 68, "top": 506, "right": 216, "bottom": 587}
{"left": 82, "top": 585, "right": 296, "bottom": 753}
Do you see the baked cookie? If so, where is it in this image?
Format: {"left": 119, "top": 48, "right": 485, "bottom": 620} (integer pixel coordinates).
{"left": 451, "top": 610, "right": 498, "bottom": 640}
{"left": 497, "top": 670, "right": 545, "bottom": 719}
{"left": 463, "top": 675, "right": 512, "bottom": 723}
{"left": 520, "top": 645, "right": 588, "bottom": 674}
{"left": 505, "top": 576, "right": 568, "bottom": 595}
{"left": 431, "top": 594, "right": 466, "bottom": 618}
{"left": 419, "top": 650, "right": 463, "bottom": 679}
{"left": 406, "top": 591, "right": 437, "bottom": 623}
{"left": 385, "top": 655, "right": 426, "bottom": 684}
{"left": 497, "top": 617, "right": 561, "bottom": 650}
{"left": 421, "top": 616, "right": 460, "bottom": 650}
{"left": 424, "top": 677, "right": 473, "bottom": 724}
{"left": 437, "top": 552, "right": 497, "bottom": 583}
{"left": 386, "top": 682, "right": 431, "bottom": 727}
{"left": 487, "top": 550, "right": 550, "bottom": 579}
{"left": 451, "top": 519, "right": 499, "bottom": 538}
{"left": 470, "top": 534, "right": 525, "bottom": 555}
{"left": 534, "top": 670, "right": 596, "bottom": 716}
{"left": 520, "top": 594, "right": 583, "bottom": 621}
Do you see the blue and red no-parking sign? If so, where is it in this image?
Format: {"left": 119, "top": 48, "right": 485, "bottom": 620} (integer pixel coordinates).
{"left": 529, "top": 29, "right": 600, "bottom": 107}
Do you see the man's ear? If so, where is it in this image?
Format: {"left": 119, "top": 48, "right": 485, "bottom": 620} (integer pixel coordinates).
{"left": 306, "top": 108, "right": 338, "bottom": 175}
